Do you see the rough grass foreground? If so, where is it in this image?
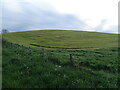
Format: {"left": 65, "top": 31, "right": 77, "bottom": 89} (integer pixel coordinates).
{"left": 2, "top": 40, "right": 119, "bottom": 88}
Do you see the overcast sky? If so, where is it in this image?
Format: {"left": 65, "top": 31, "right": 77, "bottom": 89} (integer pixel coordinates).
{"left": 1, "top": 0, "right": 119, "bottom": 33}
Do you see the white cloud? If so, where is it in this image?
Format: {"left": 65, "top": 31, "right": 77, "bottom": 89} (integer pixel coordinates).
{"left": 49, "top": 0, "right": 118, "bottom": 33}
{"left": 2, "top": 0, "right": 119, "bottom": 33}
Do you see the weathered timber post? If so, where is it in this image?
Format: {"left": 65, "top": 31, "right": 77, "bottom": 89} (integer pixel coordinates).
{"left": 42, "top": 48, "right": 44, "bottom": 57}
{"left": 70, "top": 54, "right": 74, "bottom": 66}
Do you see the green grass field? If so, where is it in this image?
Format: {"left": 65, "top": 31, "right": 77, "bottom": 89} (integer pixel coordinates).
{"left": 3, "top": 30, "right": 118, "bottom": 49}
{"left": 2, "top": 30, "right": 119, "bottom": 88}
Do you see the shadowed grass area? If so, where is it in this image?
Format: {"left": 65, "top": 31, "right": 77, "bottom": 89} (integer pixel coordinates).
{"left": 2, "top": 30, "right": 118, "bottom": 49}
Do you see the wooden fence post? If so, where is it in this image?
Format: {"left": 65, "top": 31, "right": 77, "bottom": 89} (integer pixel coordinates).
{"left": 42, "top": 48, "right": 44, "bottom": 57}
{"left": 70, "top": 54, "right": 74, "bottom": 66}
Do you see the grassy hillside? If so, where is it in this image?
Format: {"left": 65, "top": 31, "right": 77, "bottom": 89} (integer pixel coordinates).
{"left": 2, "top": 40, "right": 119, "bottom": 88}
{"left": 2, "top": 30, "right": 119, "bottom": 88}
{"left": 3, "top": 30, "right": 118, "bottom": 49}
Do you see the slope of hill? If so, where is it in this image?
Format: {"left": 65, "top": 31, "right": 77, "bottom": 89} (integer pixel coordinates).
{"left": 2, "top": 30, "right": 118, "bottom": 49}
{"left": 2, "top": 30, "right": 119, "bottom": 88}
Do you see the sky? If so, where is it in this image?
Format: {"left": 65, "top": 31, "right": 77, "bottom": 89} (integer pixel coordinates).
{"left": 1, "top": 0, "right": 119, "bottom": 33}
